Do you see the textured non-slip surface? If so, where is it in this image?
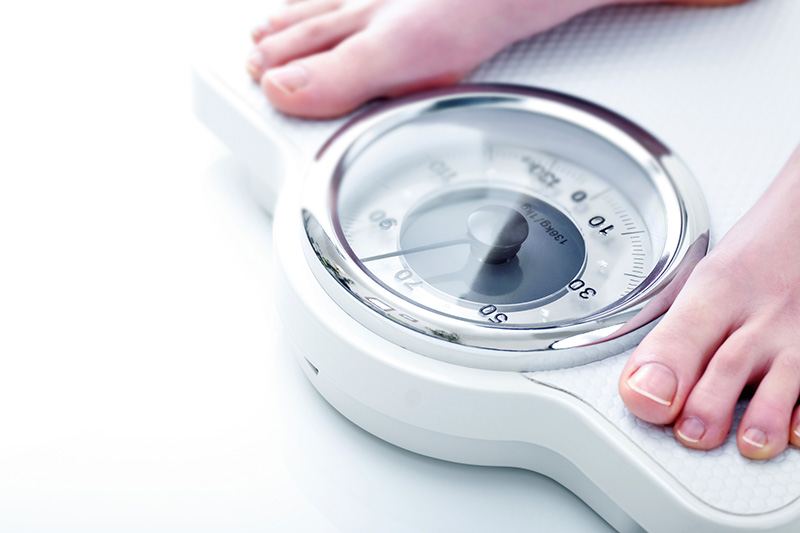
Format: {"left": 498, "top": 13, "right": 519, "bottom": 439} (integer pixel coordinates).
{"left": 531, "top": 352, "right": 800, "bottom": 516}
{"left": 212, "top": 0, "right": 800, "bottom": 519}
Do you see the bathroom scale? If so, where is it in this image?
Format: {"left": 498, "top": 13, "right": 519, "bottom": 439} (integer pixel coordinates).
{"left": 193, "top": 1, "right": 800, "bottom": 531}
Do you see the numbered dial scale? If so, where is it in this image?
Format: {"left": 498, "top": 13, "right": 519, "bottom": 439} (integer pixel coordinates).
{"left": 301, "top": 85, "right": 708, "bottom": 370}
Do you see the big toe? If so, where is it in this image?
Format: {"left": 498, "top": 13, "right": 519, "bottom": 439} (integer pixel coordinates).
{"left": 622, "top": 361, "right": 680, "bottom": 420}
{"left": 618, "top": 275, "right": 735, "bottom": 425}
{"left": 261, "top": 36, "right": 464, "bottom": 118}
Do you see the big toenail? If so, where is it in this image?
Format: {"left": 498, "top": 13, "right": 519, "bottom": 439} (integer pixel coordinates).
{"left": 626, "top": 362, "right": 677, "bottom": 406}
{"left": 676, "top": 417, "right": 706, "bottom": 444}
{"left": 742, "top": 428, "right": 768, "bottom": 449}
{"left": 267, "top": 64, "right": 309, "bottom": 94}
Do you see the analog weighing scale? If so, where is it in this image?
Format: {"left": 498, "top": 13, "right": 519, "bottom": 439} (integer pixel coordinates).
{"left": 193, "top": 1, "right": 800, "bottom": 531}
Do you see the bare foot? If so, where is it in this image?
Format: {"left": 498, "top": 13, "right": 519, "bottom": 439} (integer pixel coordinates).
{"left": 620, "top": 144, "right": 800, "bottom": 460}
{"left": 247, "top": 0, "right": 618, "bottom": 118}
{"left": 247, "top": 0, "right": 748, "bottom": 118}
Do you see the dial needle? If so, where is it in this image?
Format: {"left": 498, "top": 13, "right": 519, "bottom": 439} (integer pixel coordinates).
{"left": 360, "top": 239, "right": 470, "bottom": 263}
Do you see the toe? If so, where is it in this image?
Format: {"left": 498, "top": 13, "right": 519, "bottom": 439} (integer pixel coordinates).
{"left": 737, "top": 352, "right": 800, "bottom": 460}
{"left": 262, "top": 35, "right": 465, "bottom": 118}
{"left": 269, "top": 0, "right": 344, "bottom": 32}
{"left": 672, "top": 328, "right": 765, "bottom": 449}
{"left": 251, "top": 22, "right": 274, "bottom": 44}
{"left": 619, "top": 265, "right": 739, "bottom": 424}
{"left": 252, "top": 0, "right": 345, "bottom": 43}
{"left": 790, "top": 404, "right": 800, "bottom": 449}
{"left": 248, "top": 7, "right": 368, "bottom": 81}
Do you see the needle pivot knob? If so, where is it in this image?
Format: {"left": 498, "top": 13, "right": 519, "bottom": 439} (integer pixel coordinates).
{"left": 467, "top": 205, "right": 529, "bottom": 264}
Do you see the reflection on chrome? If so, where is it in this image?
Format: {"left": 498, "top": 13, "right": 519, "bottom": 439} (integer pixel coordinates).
{"left": 300, "top": 85, "right": 709, "bottom": 371}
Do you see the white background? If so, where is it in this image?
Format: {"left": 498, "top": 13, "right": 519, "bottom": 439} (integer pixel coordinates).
{"left": 0, "top": 2, "right": 612, "bottom": 531}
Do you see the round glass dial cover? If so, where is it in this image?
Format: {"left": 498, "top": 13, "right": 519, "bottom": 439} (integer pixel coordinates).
{"left": 301, "top": 85, "right": 708, "bottom": 367}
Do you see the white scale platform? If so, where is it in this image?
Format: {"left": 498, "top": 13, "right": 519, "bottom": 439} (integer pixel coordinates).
{"left": 193, "top": 1, "right": 800, "bottom": 531}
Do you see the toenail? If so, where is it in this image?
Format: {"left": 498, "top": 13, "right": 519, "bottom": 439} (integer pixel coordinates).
{"left": 626, "top": 362, "right": 677, "bottom": 407}
{"left": 742, "top": 427, "right": 768, "bottom": 449}
{"left": 251, "top": 21, "right": 274, "bottom": 40}
{"left": 676, "top": 417, "right": 706, "bottom": 444}
{"left": 267, "top": 64, "right": 309, "bottom": 94}
{"left": 794, "top": 426, "right": 800, "bottom": 440}
{"left": 248, "top": 50, "right": 266, "bottom": 75}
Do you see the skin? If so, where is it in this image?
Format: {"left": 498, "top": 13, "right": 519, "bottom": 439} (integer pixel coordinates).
{"left": 247, "top": 0, "right": 748, "bottom": 118}
{"left": 619, "top": 145, "right": 800, "bottom": 461}
{"left": 247, "top": 0, "right": 800, "bottom": 460}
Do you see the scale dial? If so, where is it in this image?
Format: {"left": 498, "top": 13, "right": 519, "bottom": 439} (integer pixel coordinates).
{"left": 340, "top": 145, "right": 654, "bottom": 323}
{"left": 301, "top": 85, "right": 708, "bottom": 370}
